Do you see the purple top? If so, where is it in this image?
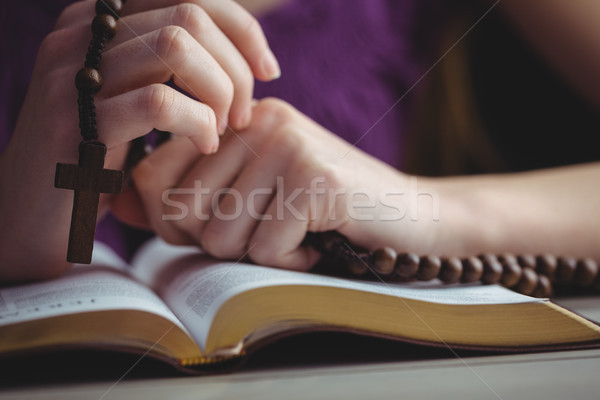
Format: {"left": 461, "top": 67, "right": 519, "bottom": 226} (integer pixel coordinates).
{"left": 0, "top": 0, "right": 447, "bottom": 260}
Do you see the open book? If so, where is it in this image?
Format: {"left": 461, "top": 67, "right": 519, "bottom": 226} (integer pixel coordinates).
{"left": 1, "top": 238, "right": 599, "bottom": 372}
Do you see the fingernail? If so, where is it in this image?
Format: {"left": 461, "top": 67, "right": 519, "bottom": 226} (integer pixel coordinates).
{"left": 262, "top": 49, "right": 281, "bottom": 80}
{"left": 238, "top": 108, "right": 252, "bottom": 129}
{"left": 209, "top": 140, "right": 219, "bottom": 154}
{"left": 217, "top": 120, "right": 228, "bottom": 136}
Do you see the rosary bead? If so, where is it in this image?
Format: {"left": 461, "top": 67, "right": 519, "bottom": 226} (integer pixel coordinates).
{"left": 439, "top": 257, "right": 463, "bottom": 284}
{"left": 556, "top": 256, "right": 577, "bottom": 282}
{"left": 373, "top": 247, "right": 396, "bottom": 276}
{"left": 517, "top": 254, "right": 536, "bottom": 270}
{"left": 347, "top": 257, "right": 368, "bottom": 277}
{"left": 417, "top": 255, "right": 441, "bottom": 281}
{"left": 96, "top": 0, "right": 123, "bottom": 18}
{"left": 536, "top": 254, "right": 557, "bottom": 280}
{"left": 498, "top": 253, "right": 518, "bottom": 266}
{"left": 500, "top": 260, "right": 522, "bottom": 288}
{"left": 514, "top": 267, "right": 538, "bottom": 295}
{"left": 532, "top": 275, "right": 553, "bottom": 298}
{"left": 461, "top": 256, "right": 484, "bottom": 283}
{"left": 480, "top": 254, "right": 503, "bottom": 284}
{"left": 92, "top": 14, "right": 118, "bottom": 39}
{"left": 573, "top": 258, "right": 598, "bottom": 286}
{"left": 394, "top": 253, "right": 420, "bottom": 279}
{"left": 75, "top": 67, "right": 103, "bottom": 93}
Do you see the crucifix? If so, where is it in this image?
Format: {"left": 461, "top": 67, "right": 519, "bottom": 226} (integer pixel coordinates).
{"left": 55, "top": 141, "right": 123, "bottom": 264}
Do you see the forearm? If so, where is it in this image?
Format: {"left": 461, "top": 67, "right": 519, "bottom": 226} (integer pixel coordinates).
{"left": 500, "top": 0, "right": 600, "bottom": 110}
{"left": 426, "top": 162, "right": 600, "bottom": 259}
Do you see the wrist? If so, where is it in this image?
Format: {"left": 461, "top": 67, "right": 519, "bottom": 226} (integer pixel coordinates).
{"left": 429, "top": 175, "right": 518, "bottom": 257}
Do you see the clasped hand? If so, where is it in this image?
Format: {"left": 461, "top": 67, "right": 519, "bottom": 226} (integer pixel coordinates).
{"left": 114, "top": 98, "right": 422, "bottom": 271}
{"left": 0, "top": 0, "right": 432, "bottom": 281}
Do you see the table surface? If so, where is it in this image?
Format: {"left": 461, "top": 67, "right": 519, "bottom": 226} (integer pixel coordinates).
{"left": 1, "top": 296, "right": 599, "bottom": 400}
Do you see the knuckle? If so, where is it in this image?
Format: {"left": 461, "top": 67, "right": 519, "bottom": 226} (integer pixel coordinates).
{"left": 239, "top": 13, "right": 262, "bottom": 39}
{"left": 141, "top": 84, "right": 176, "bottom": 123}
{"left": 262, "top": 123, "right": 304, "bottom": 156}
{"left": 198, "top": 105, "right": 217, "bottom": 132}
{"left": 321, "top": 163, "right": 346, "bottom": 191}
{"left": 253, "top": 97, "right": 296, "bottom": 126}
{"left": 173, "top": 3, "right": 211, "bottom": 37}
{"left": 154, "top": 25, "right": 190, "bottom": 63}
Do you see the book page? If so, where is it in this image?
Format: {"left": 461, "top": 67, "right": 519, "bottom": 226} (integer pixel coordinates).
{"left": 0, "top": 242, "right": 185, "bottom": 330}
{"left": 133, "top": 239, "right": 542, "bottom": 352}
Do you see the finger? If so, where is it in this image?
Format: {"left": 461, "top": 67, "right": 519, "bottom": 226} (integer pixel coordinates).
{"left": 110, "top": 186, "right": 152, "bottom": 230}
{"left": 199, "top": 154, "right": 280, "bottom": 260}
{"left": 101, "top": 26, "right": 234, "bottom": 134}
{"left": 96, "top": 83, "right": 219, "bottom": 153}
{"left": 124, "top": 0, "right": 280, "bottom": 81}
{"left": 168, "top": 132, "right": 254, "bottom": 241}
{"left": 249, "top": 193, "right": 322, "bottom": 271}
{"left": 108, "top": 4, "right": 254, "bottom": 130}
{"left": 54, "top": 0, "right": 94, "bottom": 30}
{"left": 198, "top": 120, "right": 307, "bottom": 259}
{"left": 131, "top": 137, "right": 200, "bottom": 244}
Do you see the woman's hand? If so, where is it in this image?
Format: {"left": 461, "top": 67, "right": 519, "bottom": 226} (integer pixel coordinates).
{"left": 0, "top": 0, "right": 280, "bottom": 281}
{"left": 114, "top": 98, "right": 441, "bottom": 271}
{"left": 115, "top": 97, "right": 600, "bottom": 270}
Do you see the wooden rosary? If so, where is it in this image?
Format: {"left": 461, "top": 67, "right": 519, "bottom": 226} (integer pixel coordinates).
{"left": 306, "top": 231, "right": 600, "bottom": 298}
{"left": 54, "top": 0, "right": 600, "bottom": 299}
{"left": 54, "top": 0, "right": 126, "bottom": 264}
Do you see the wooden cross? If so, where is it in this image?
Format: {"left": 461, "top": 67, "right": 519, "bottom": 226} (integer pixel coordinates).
{"left": 55, "top": 142, "right": 123, "bottom": 264}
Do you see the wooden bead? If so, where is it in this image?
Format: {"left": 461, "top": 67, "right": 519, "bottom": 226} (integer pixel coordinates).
{"left": 532, "top": 275, "right": 553, "bottom": 298}
{"left": 461, "top": 256, "right": 483, "bottom": 283}
{"left": 500, "top": 259, "right": 522, "bottom": 288}
{"left": 517, "top": 254, "right": 536, "bottom": 270}
{"left": 373, "top": 247, "right": 396, "bottom": 276}
{"left": 417, "top": 255, "right": 441, "bottom": 281}
{"left": 347, "top": 257, "right": 368, "bottom": 277}
{"left": 556, "top": 256, "right": 577, "bottom": 282}
{"left": 75, "top": 67, "right": 103, "bottom": 93}
{"left": 394, "top": 253, "right": 420, "bottom": 279}
{"left": 96, "top": 0, "right": 123, "bottom": 18}
{"left": 479, "top": 254, "right": 503, "bottom": 284}
{"left": 92, "top": 14, "right": 118, "bottom": 39}
{"left": 439, "top": 257, "right": 462, "bottom": 284}
{"left": 514, "top": 267, "right": 538, "bottom": 295}
{"left": 574, "top": 258, "right": 599, "bottom": 286}
{"left": 498, "top": 253, "right": 518, "bottom": 265}
{"left": 536, "top": 254, "right": 557, "bottom": 280}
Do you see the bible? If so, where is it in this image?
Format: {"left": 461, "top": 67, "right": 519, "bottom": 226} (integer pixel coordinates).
{"left": 1, "top": 238, "right": 599, "bottom": 373}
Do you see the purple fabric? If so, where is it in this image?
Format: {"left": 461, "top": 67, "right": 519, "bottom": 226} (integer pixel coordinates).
{"left": 0, "top": 0, "right": 446, "bottom": 260}
{"left": 255, "top": 0, "right": 423, "bottom": 168}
